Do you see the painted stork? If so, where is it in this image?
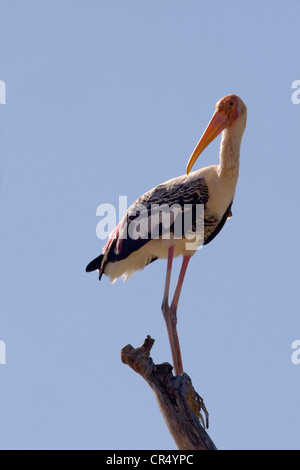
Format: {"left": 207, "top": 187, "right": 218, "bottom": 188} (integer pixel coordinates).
{"left": 86, "top": 94, "right": 247, "bottom": 376}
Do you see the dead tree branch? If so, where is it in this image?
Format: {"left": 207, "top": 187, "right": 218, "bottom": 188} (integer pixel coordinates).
{"left": 121, "top": 335, "right": 217, "bottom": 451}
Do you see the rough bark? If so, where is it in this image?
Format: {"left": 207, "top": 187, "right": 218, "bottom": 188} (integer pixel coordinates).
{"left": 121, "top": 335, "right": 217, "bottom": 451}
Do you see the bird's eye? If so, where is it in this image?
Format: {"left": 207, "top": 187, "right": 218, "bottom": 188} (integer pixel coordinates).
{"left": 229, "top": 100, "right": 234, "bottom": 106}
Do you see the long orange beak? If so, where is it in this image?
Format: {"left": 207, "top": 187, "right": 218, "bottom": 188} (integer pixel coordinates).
{"left": 186, "top": 110, "right": 229, "bottom": 175}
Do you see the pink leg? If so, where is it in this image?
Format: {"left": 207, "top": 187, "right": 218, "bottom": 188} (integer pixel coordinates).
{"left": 170, "top": 256, "right": 191, "bottom": 316}
{"left": 161, "top": 250, "right": 191, "bottom": 376}
{"left": 161, "top": 246, "right": 174, "bottom": 313}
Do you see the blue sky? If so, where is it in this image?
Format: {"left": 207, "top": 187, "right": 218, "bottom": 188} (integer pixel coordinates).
{"left": 0, "top": 0, "right": 300, "bottom": 450}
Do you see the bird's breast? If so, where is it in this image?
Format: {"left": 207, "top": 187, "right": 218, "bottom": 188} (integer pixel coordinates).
{"left": 190, "top": 166, "right": 235, "bottom": 219}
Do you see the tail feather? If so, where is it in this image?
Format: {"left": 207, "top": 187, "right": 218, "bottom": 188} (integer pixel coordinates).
{"left": 85, "top": 254, "right": 104, "bottom": 275}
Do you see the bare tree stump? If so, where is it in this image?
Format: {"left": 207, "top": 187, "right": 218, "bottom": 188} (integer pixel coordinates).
{"left": 121, "top": 335, "right": 217, "bottom": 451}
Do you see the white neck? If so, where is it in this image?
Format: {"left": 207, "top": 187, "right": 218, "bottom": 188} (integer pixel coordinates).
{"left": 218, "top": 125, "right": 243, "bottom": 180}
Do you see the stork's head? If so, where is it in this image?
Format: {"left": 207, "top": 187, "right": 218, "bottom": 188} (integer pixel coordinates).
{"left": 186, "top": 94, "right": 247, "bottom": 175}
